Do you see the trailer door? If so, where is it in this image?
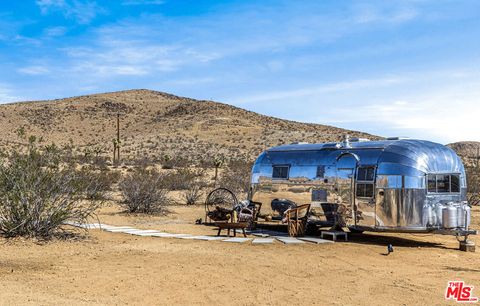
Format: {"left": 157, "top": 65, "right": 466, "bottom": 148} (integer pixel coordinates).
{"left": 354, "top": 166, "right": 376, "bottom": 227}
{"left": 336, "top": 154, "right": 357, "bottom": 227}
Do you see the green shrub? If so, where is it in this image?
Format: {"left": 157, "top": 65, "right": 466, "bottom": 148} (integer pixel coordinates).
{"left": 0, "top": 145, "right": 101, "bottom": 239}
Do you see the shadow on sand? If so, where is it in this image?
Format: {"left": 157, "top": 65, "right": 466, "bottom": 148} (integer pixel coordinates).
{"left": 343, "top": 232, "right": 454, "bottom": 251}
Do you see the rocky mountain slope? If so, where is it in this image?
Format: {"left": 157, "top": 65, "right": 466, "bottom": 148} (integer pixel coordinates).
{"left": 448, "top": 141, "right": 480, "bottom": 168}
{"left": 0, "top": 89, "right": 376, "bottom": 162}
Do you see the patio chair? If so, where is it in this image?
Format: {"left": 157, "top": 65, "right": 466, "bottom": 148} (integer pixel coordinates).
{"left": 285, "top": 204, "right": 311, "bottom": 237}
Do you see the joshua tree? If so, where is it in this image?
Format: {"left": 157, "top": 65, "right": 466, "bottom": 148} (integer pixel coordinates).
{"left": 162, "top": 154, "right": 174, "bottom": 169}
{"left": 112, "top": 139, "right": 119, "bottom": 165}
{"left": 213, "top": 156, "right": 224, "bottom": 186}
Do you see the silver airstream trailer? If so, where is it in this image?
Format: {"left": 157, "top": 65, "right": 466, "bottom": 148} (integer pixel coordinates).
{"left": 249, "top": 137, "right": 475, "bottom": 238}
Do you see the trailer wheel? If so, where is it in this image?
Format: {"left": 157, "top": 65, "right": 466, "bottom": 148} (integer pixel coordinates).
{"left": 204, "top": 188, "right": 238, "bottom": 223}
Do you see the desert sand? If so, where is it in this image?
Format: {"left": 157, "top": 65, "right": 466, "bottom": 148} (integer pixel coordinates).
{"left": 0, "top": 204, "right": 478, "bottom": 306}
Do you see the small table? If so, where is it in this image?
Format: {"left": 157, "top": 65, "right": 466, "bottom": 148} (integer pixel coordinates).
{"left": 321, "top": 230, "right": 348, "bottom": 241}
{"left": 215, "top": 222, "right": 248, "bottom": 238}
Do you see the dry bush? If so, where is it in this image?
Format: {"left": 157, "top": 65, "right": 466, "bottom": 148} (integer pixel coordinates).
{"left": 466, "top": 166, "right": 480, "bottom": 205}
{"left": 75, "top": 167, "right": 121, "bottom": 200}
{"left": 183, "top": 184, "right": 203, "bottom": 205}
{"left": 164, "top": 168, "right": 205, "bottom": 190}
{"left": 0, "top": 145, "right": 101, "bottom": 239}
{"left": 119, "top": 169, "right": 171, "bottom": 213}
{"left": 218, "top": 160, "right": 253, "bottom": 196}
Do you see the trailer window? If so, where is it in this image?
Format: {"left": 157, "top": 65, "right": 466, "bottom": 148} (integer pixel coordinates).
{"left": 357, "top": 167, "right": 375, "bottom": 181}
{"left": 356, "top": 183, "right": 374, "bottom": 198}
{"left": 272, "top": 165, "right": 289, "bottom": 179}
{"left": 427, "top": 174, "right": 461, "bottom": 193}
{"left": 428, "top": 175, "right": 436, "bottom": 192}
{"left": 451, "top": 175, "right": 460, "bottom": 192}
{"left": 356, "top": 166, "right": 375, "bottom": 198}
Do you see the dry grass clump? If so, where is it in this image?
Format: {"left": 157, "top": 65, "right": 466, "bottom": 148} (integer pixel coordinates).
{"left": 183, "top": 184, "right": 203, "bottom": 205}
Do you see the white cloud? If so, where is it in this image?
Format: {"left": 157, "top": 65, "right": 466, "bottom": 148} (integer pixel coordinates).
{"left": 122, "top": 0, "right": 164, "bottom": 5}
{"left": 230, "top": 69, "right": 480, "bottom": 144}
{"left": 44, "top": 26, "right": 68, "bottom": 37}
{"left": 233, "top": 77, "right": 406, "bottom": 104}
{"left": 0, "top": 85, "right": 24, "bottom": 104}
{"left": 36, "top": 0, "right": 66, "bottom": 14}
{"left": 17, "top": 65, "right": 50, "bottom": 75}
{"left": 63, "top": 43, "right": 185, "bottom": 76}
{"left": 36, "top": 0, "right": 104, "bottom": 24}
{"left": 353, "top": 4, "right": 419, "bottom": 25}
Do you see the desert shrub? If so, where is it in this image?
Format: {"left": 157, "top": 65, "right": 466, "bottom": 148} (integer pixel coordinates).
{"left": 466, "top": 165, "right": 480, "bottom": 205}
{"left": 74, "top": 167, "right": 121, "bottom": 200}
{"left": 183, "top": 184, "right": 203, "bottom": 205}
{"left": 0, "top": 145, "right": 101, "bottom": 239}
{"left": 119, "top": 169, "right": 171, "bottom": 213}
{"left": 218, "top": 160, "right": 253, "bottom": 196}
{"left": 160, "top": 154, "right": 191, "bottom": 169}
{"left": 164, "top": 168, "right": 205, "bottom": 190}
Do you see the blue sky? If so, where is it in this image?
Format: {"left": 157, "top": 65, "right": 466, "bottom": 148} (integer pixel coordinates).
{"left": 1, "top": 0, "right": 479, "bottom": 144}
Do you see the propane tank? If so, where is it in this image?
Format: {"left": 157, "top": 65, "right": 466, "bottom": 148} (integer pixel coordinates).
{"left": 465, "top": 204, "right": 471, "bottom": 228}
{"left": 435, "top": 204, "right": 444, "bottom": 227}
{"left": 424, "top": 205, "right": 435, "bottom": 227}
{"left": 457, "top": 205, "right": 466, "bottom": 229}
{"left": 442, "top": 204, "right": 458, "bottom": 229}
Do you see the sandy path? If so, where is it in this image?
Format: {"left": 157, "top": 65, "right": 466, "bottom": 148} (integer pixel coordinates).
{"left": 0, "top": 205, "right": 478, "bottom": 305}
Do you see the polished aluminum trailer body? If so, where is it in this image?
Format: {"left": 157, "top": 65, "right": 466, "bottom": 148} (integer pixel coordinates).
{"left": 250, "top": 138, "right": 473, "bottom": 235}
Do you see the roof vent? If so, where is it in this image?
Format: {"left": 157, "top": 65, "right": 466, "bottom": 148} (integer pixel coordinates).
{"left": 387, "top": 137, "right": 410, "bottom": 141}
{"left": 342, "top": 135, "right": 352, "bottom": 148}
{"left": 291, "top": 142, "right": 309, "bottom": 145}
{"left": 349, "top": 137, "right": 370, "bottom": 142}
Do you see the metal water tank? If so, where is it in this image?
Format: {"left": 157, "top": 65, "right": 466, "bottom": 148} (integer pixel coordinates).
{"left": 442, "top": 205, "right": 458, "bottom": 229}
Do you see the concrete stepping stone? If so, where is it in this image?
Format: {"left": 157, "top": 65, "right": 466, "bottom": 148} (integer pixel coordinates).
{"left": 252, "top": 233, "right": 270, "bottom": 238}
{"left": 197, "top": 236, "right": 228, "bottom": 241}
{"left": 124, "top": 230, "right": 161, "bottom": 236}
{"left": 274, "top": 237, "right": 305, "bottom": 244}
{"left": 222, "top": 238, "right": 251, "bottom": 243}
{"left": 104, "top": 227, "right": 138, "bottom": 232}
{"left": 151, "top": 233, "right": 190, "bottom": 238}
{"left": 179, "top": 236, "right": 225, "bottom": 241}
{"left": 180, "top": 235, "right": 212, "bottom": 240}
{"left": 298, "top": 237, "right": 334, "bottom": 244}
{"left": 252, "top": 238, "right": 275, "bottom": 244}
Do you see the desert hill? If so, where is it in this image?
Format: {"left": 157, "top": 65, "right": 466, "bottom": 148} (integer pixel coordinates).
{"left": 448, "top": 141, "right": 480, "bottom": 168}
{"left": 0, "top": 89, "right": 376, "bottom": 162}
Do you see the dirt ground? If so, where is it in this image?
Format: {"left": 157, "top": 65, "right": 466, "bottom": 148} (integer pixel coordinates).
{"left": 0, "top": 204, "right": 479, "bottom": 306}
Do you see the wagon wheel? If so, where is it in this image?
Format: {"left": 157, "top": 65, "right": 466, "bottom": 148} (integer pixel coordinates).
{"left": 205, "top": 188, "right": 238, "bottom": 222}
